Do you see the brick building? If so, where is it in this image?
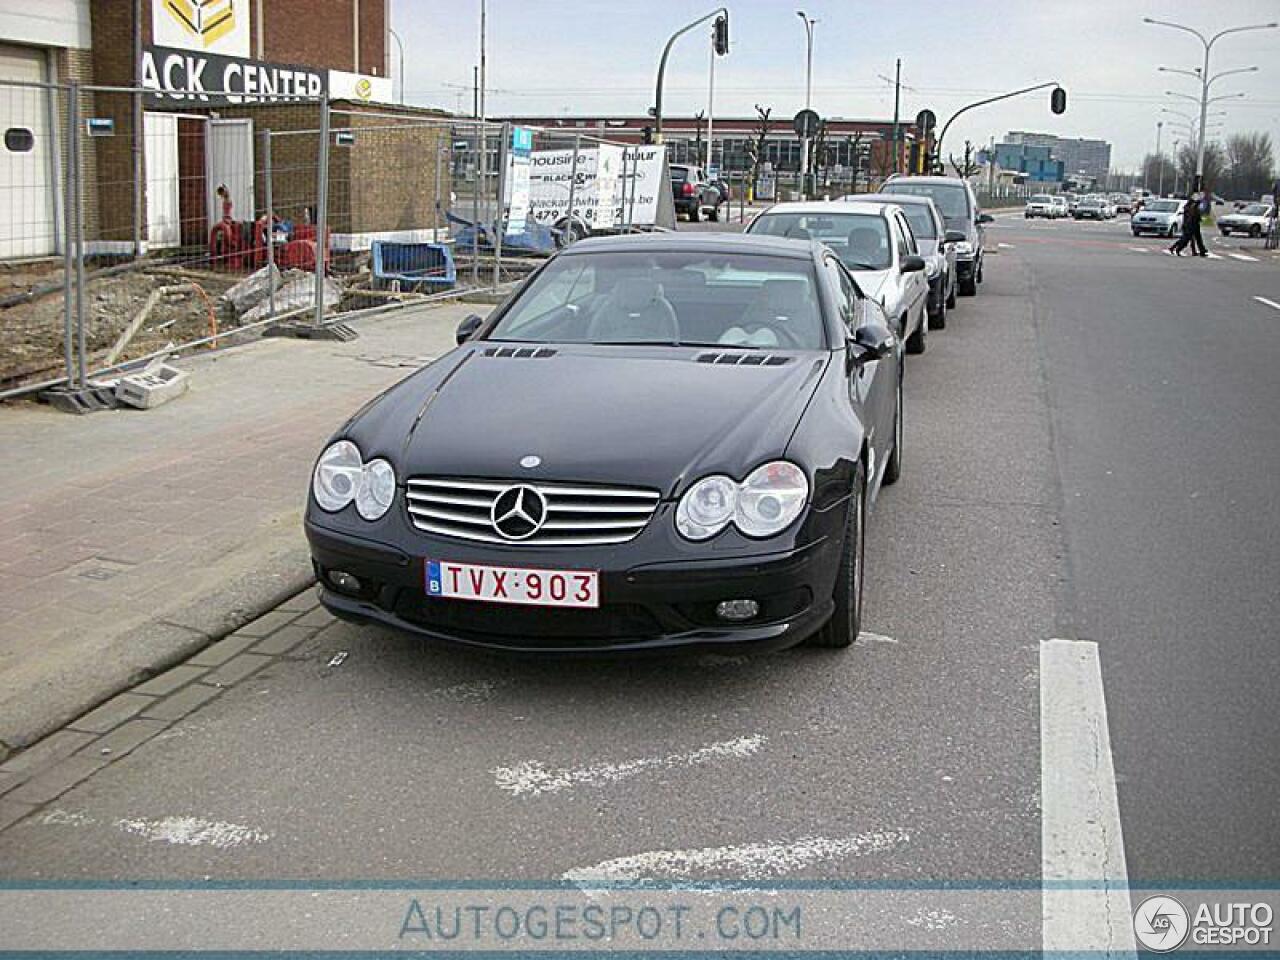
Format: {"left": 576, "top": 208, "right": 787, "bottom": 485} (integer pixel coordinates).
{"left": 1, "top": 0, "right": 451, "bottom": 259}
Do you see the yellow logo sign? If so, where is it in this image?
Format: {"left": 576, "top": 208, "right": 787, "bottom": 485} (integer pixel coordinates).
{"left": 163, "top": 0, "right": 237, "bottom": 49}
{"left": 355, "top": 78, "right": 372, "bottom": 100}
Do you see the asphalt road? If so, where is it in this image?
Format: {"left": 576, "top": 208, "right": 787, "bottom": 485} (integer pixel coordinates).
{"left": 2, "top": 209, "right": 1278, "bottom": 943}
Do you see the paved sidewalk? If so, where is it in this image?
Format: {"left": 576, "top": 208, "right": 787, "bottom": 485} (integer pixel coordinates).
{"left": 0, "top": 301, "right": 472, "bottom": 754}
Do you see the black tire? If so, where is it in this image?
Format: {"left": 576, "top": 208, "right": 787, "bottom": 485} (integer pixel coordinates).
{"left": 688, "top": 204, "right": 700, "bottom": 224}
{"left": 808, "top": 462, "right": 866, "bottom": 648}
{"left": 1132, "top": 229, "right": 1141, "bottom": 237}
{"left": 905, "top": 311, "right": 926, "bottom": 355}
{"left": 1250, "top": 224, "right": 1261, "bottom": 238}
{"left": 708, "top": 202, "right": 721, "bottom": 223}
{"left": 945, "top": 276, "right": 957, "bottom": 309}
{"left": 959, "top": 275, "right": 977, "bottom": 296}
{"left": 976, "top": 258, "right": 984, "bottom": 284}
{"left": 932, "top": 295, "right": 947, "bottom": 330}
{"left": 883, "top": 362, "right": 903, "bottom": 486}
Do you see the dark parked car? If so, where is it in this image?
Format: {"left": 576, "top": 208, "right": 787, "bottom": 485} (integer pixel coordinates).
{"left": 880, "top": 175, "right": 991, "bottom": 296}
{"left": 306, "top": 233, "right": 904, "bottom": 653}
{"left": 670, "top": 164, "right": 724, "bottom": 222}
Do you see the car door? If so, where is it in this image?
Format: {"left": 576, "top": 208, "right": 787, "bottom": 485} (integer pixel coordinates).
{"left": 893, "top": 211, "right": 927, "bottom": 334}
{"left": 828, "top": 256, "right": 895, "bottom": 477}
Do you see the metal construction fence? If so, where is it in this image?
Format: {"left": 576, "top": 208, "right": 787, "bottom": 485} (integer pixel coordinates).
{"left": 0, "top": 82, "right": 660, "bottom": 402}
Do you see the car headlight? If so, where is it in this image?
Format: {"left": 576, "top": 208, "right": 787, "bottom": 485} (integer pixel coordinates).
{"left": 735, "top": 461, "right": 808, "bottom": 538}
{"left": 676, "top": 475, "right": 737, "bottom": 540}
{"left": 356, "top": 458, "right": 396, "bottom": 520}
{"left": 953, "top": 241, "right": 974, "bottom": 256}
{"left": 312, "top": 441, "right": 397, "bottom": 520}
{"left": 676, "top": 461, "right": 809, "bottom": 541}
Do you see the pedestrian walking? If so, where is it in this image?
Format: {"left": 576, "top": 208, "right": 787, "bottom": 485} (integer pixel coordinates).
{"left": 1167, "top": 193, "right": 1205, "bottom": 256}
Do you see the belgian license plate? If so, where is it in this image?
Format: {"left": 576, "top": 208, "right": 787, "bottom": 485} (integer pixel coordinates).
{"left": 425, "top": 560, "right": 600, "bottom": 608}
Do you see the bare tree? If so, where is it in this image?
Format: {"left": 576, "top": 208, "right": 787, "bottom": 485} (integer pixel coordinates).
{"left": 745, "top": 104, "right": 773, "bottom": 197}
{"left": 1224, "top": 132, "right": 1275, "bottom": 200}
{"left": 1175, "top": 141, "right": 1226, "bottom": 194}
{"left": 948, "top": 140, "right": 980, "bottom": 180}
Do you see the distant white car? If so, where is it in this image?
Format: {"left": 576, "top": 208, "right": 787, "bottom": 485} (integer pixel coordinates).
{"left": 1050, "top": 196, "right": 1069, "bottom": 218}
{"left": 1025, "top": 194, "right": 1056, "bottom": 219}
{"left": 1217, "top": 202, "right": 1275, "bottom": 238}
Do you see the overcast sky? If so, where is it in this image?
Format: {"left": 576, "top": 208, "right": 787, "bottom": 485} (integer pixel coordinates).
{"left": 390, "top": 0, "right": 1280, "bottom": 170}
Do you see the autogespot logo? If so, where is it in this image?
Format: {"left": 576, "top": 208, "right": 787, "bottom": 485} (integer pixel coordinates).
{"left": 491, "top": 485, "right": 547, "bottom": 540}
{"left": 1134, "top": 895, "right": 1190, "bottom": 952}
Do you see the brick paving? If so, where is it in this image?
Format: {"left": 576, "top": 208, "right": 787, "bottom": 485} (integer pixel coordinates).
{"left": 0, "top": 301, "right": 469, "bottom": 752}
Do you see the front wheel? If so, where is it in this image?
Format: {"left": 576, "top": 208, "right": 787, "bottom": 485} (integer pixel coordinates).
{"left": 945, "top": 276, "right": 957, "bottom": 309}
{"left": 808, "top": 462, "right": 866, "bottom": 648}
{"left": 1249, "top": 225, "right": 1261, "bottom": 238}
{"left": 687, "top": 204, "right": 700, "bottom": 224}
{"left": 905, "top": 310, "right": 927, "bottom": 354}
{"left": 883, "top": 362, "right": 903, "bottom": 486}
{"left": 959, "top": 275, "right": 977, "bottom": 296}
{"left": 708, "top": 202, "right": 722, "bottom": 222}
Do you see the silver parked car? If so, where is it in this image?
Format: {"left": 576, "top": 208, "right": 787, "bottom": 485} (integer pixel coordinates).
{"left": 1217, "top": 202, "right": 1275, "bottom": 238}
{"left": 1130, "top": 198, "right": 1184, "bottom": 237}
{"left": 848, "top": 192, "right": 959, "bottom": 329}
{"left": 747, "top": 200, "right": 931, "bottom": 354}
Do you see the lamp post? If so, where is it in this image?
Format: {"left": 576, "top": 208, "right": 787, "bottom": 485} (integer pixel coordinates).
{"left": 796, "top": 11, "right": 815, "bottom": 197}
{"left": 388, "top": 27, "right": 405, "bottom": 104}
{"left": 1154, "top": 120, "right": 1164, "bottom": 195}
{"left": 1145, "top": 16, "right": 1277, "bottom": 191}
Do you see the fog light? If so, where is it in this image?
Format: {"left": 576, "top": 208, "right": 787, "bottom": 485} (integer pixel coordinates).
{"left": 328, "top": 570, "right": 362, "bottom": 595}
{"left": 716, "top": 599, "right": 759, "bottom": 622}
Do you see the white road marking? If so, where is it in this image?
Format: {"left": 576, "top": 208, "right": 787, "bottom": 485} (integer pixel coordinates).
{"left": 855, "top": 630, "right": 897, "bottom": 645}
{"left": 563, "top": 830, "right": 910, "bottom": 884}
{"left": 1204, "top": 251, "right": 1222, "bottom": 260}
{"left": 1127, "top": 247, "right": 1148, "bottom": 253}
{"left": 494, "top": 734, "right": 767, "bottom": 797}
{"left": 1254, "top": 296, "right": 1280, "bottom": 312}
{"left": 998, "top": 242, "right": 1015, "bottom": 249}
{"left": 1228, "top": 253, "right": 1259, "bottom": 262}
{"left": 115, "top": 815, "right": 270, "bottom": 848}
{"left": 1040, "top": 638, "right": 1135, "bottom": 955}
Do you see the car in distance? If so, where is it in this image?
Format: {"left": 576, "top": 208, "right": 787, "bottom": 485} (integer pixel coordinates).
{"left": 880, "top": 175, "right": 991, "bottom": 297}
{"left": 1050, "top": 196, "right": 1069, "bottom": 218}
{"left": 1111, "top": 194, "right": 1132, "bottom": 214}
{"left": 747, "top": 201, "right": 930, "bottom": 353}
{"left": 1130, "top": 198, "right": 1184, "bottom": 237}
{"left": 306, "top": 233, "right": 904, "bottom": 653}
{"left": 1073, "top": 197, "right": 1107, "bottom": 221}
{"left": 669, "top": 164, "right": 724, "bottom": 223}
{"left": 1025, "top": 194, "right": 1057, "bottom": 218}
{"left": 1217, "top": 202, "right": 1275, "bottom": 237}
{"left": 841, "top": 192, "right": 958, "bottom": 329}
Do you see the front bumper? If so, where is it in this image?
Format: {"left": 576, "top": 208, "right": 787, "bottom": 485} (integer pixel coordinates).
{"left": 306, "top": 501, "right": 846, "bottom": 654}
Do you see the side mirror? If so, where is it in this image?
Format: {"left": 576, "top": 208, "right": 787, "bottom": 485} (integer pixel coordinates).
{"left": 944, "top": 229, "right": 966, "bottom": 244}
{"left": 456, "top": 313, "right": 484, "bottom": 345}
{"left": 900, "top": 254, "right": 926, "bottom": 273}
{"left": 848, "top": 321, "right": 896, "bottom": 366}
{"left": 977, "top": 212, "right": 994, "bottom": 224}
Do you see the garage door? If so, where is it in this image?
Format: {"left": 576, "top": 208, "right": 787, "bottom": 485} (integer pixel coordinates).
{"left": 0, "top": 43, "right": 55, "bottom": 259}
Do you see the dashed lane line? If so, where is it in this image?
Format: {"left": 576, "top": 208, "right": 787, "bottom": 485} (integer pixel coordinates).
{"left": 1254, "top": 296, "right": 1280, "bottom": 312}
{"left": 1228, "top": 253, "right": 1260, "bottom": 262}
{"left": 1040, "top": 638, "right": 1136, "bottom": 955}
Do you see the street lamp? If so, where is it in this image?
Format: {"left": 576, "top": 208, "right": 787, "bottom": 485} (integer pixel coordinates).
{"left": 1144, "top": 16, "right": 1277, "bottom": 190}
{"left": 388, "top": 27, "right": 405, "bottom": 104}
{"left": 796, "top": 10, "right": 815, "bottom": 196}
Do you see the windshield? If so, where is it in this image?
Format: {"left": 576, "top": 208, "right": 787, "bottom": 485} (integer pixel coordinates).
{"left": 896, "top": 204, "right": 937, "bottom": 240}
{"left": 670, "top": 167, "right": 689, "bottom": 182}
{"left": 1146, "top": 200, "right": 1180, "bottom": 212}
{"left": 750, "top": 211, "right": 892, "bottom": 271}
{"left": 1030, "top": 195, "right": 1053, "bottom": 204}
{"left": 882, "top": 181, "right": 971, "bottom": 223}
{"left": 488, "top": 251, "right": 826, "bottom": 350}
{"left": 1241, "top": 203, "right": 1270, "bottom": 216}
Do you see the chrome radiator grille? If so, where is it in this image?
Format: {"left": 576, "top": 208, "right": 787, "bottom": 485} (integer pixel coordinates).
{"left": 405, "top": 477, "right": 662, "bottom": 546}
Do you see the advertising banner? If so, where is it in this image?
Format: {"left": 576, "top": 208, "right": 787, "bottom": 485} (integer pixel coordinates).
{"left": 505, "top": 126, "right": 534, "bottom": 235}
{"left": 519, "top": 144, "right": 673, "bottom": 231}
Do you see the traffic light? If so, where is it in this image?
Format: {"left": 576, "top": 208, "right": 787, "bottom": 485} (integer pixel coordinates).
{"left": 641, "top": 126, "right": 654, "bottom": 145}
{"left": 1051, "top": 87, "right": 1067, "bottom": 114}
{"left": 713, "top": 14, "right": 729, "bottom": 56}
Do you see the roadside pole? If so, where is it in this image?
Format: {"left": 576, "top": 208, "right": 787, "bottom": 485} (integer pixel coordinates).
{"left": 71, "top": 82, "right": 87, "bottom": 387}
{"left": 61, "top": 83, "right": 76, "bottom": 386}
{"left": 312, "top": 98, "right": 331, "bottom": 328}
{"left": 564, "top": 136, "right": 580, "bottom": 246}
{"left": 262, "top": 129, "right": 276, "bottom": 318}
{"left": 492, "top": 122, "right": 509, "bottom": 288}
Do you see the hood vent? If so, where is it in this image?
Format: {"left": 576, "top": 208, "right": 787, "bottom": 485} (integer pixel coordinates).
{"left": 482, "top": 346, "right": 557, "bottom": 359}
{"left": 695, "top": 352, "right": 791, "bottom": 367}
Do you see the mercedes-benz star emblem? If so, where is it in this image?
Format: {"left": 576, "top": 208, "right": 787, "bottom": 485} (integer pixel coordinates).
{"left": 491, "top": 485, "right": 547, "bottom": 540}
{"left": 520, "top": 455, "right": 541, "bottom": 469}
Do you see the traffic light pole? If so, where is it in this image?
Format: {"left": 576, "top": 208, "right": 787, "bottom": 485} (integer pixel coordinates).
{"left": 653, "top": 7, "right": 727, "bottom": 143}
{"left": 931, "top": 81, "right": 1063, "bottom": 174}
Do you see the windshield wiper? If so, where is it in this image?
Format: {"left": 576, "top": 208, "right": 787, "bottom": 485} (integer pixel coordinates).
{"left": 842, "top": 261, "right": 883, "bottom": 271}
{"left": 676, "top": 341, "right": 764, "bottom": 350}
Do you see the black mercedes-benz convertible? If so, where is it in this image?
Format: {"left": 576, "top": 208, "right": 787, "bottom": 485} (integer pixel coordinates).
{"left": 305, "top": 233, "right": 903, "bottom": 653}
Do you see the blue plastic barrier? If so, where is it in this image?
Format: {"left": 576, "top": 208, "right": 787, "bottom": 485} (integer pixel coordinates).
{"left": 371, "top": 241, "right": 457, "bottom": 290}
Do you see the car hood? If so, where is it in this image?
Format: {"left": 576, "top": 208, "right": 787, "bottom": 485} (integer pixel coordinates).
{"left": 1135, "top": 211, "right": 1175, "bottom": 220}
{"left": 347, "top": 344, "right": 828, "bottom": 497}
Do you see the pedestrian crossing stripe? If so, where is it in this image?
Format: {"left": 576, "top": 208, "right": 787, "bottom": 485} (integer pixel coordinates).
{"left": 1228, "top": 253, "right": 1259, "bottom": 262}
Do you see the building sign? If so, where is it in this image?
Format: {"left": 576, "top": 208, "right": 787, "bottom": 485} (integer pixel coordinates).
{"left": 504, "top": 126, "right": 534, "bottom": 235}
{"left": 328, "top": 70, "right": 393, "bottom": 103}
{"left": 141, "top": 46, "right": 326, "bottom": 105}
{"left": 153, "top": 0, "right": 249, "bottom": 59}
{"left": 521, "top": 144, "right": 672, "bottom": 229}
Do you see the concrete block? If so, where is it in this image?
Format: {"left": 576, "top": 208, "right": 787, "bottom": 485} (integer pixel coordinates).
{"left": 115, "top": 363, "right": 189, "bottom": 410}
{"left": 6, "top": 754, "right": 109, "bottom": 805}
{"left": 251, "top": 624, "right": 314, "bottom": 657}
{"left": 132, "top": 664, "right": 208, "bottom": 697}
{"left": 0, "top": 798, "right": 36, "bottom": 832}
{"left": 0, "top": 730, "right": 95, "bottom": 776}
{"left": 140, "top": 683, "right": 221, "bottom": 723}
{"left": 68, "top": 693, "right": 156, "bottom": 735}
{"left": 203, "top": 653, "right": 271, "bottom": 688}
{"left": 184, "top": 635, "right": 256, "bottom": 667}
{"left": 86, "top": 718, "right": 169, "bottom": 760}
